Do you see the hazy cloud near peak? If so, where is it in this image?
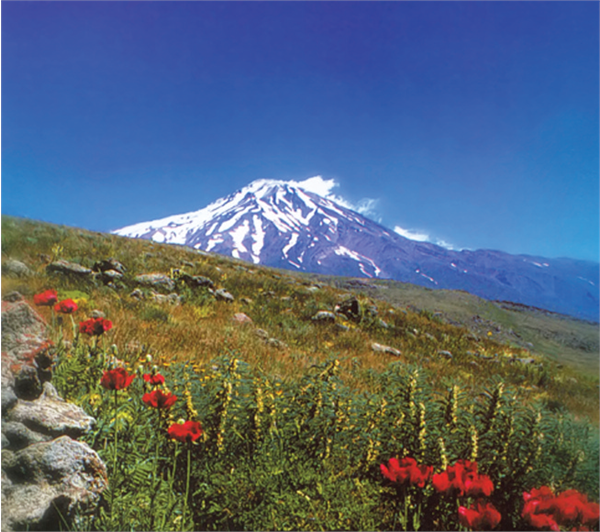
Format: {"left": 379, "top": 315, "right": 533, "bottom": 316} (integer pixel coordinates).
{"left": 393, "top": 225, "right": 456, "bottom": 250}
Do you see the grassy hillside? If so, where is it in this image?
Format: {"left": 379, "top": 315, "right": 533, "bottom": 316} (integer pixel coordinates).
{"left": 2, "top": 215, "right": 598, "bottom": 422}
{"left": 2, "top": 215, "right": 599, "bottom": 531}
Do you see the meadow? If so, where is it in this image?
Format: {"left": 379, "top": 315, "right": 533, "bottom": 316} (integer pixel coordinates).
{"left": 2, "top": 215, "right": 598, "bottom": 531}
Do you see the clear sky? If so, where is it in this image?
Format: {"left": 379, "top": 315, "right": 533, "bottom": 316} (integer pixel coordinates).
{"left": 2, "top": 1, "right": 598, "bottom": 261}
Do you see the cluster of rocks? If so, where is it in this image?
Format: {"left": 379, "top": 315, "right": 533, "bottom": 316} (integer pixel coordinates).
{"left": 1, "top": 294, "right": 107, "bottom": 531}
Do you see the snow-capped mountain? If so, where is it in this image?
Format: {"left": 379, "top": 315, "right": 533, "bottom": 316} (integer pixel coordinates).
{"left": 113, "top": 178, "right": 599, "bottom": 321}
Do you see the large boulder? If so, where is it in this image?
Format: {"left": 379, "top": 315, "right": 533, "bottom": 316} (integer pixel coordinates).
{"left": 1, "top": 296, "right": 107, "bottom": 531}
{"left": 2, "top": 436, "right": 108, "bottom": 532}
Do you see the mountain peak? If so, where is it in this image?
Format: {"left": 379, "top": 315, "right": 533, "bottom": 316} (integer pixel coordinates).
{"left": 113, "top": 178, "right": 599, "bottom": 321}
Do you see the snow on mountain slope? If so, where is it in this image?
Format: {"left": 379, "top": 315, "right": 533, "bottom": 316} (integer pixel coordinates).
{"left": 113, "top": 177, "right": 599, "bottom": 321}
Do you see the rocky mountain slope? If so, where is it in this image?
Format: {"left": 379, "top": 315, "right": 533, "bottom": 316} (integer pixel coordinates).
{"left": 114, "top": 179, "right": 599, "bottom": 321}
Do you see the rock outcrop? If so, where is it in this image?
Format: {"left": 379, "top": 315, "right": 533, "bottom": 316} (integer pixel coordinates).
{"left": 1, "top": 294, "right": 107, "bottom": 532}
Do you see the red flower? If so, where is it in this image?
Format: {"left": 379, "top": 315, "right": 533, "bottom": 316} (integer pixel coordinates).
{"left": 464, "top": 471, "right": 494, "bottom": 498}
{"left": 380, "top": 457, "right": 432, "bottom": 488}
{"left": 79, "top": 317, "right": 113, "bottom": 336}
{"left": 520, "top": 486, "right": 599, "bottom": 531}
{"left": 432, "top": 460, "right": 493, "bottom": 497}
{"left": 143, "top": 373, "right": 165, "bottom": 386}
{"left": 459, "top": 501, "right": 502, "bottom": 531}
{"left": 168, "top": 420, "right": 202, "bottom": 443}
{"left": 143, "top": 389, "right": 177, "bottom": 410}
{"left": 54, "top": 299, "right": 78, "bottom": 314}
{"left": 33, "top": 289, "right": 58, "bottom": 306}
{"left": 100, "top": 368, "right": 135, "bottom": 390}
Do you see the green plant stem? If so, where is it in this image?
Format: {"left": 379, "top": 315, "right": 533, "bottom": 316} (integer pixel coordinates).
{"left": 181, "top": 446, "right": 191, "bottom": 532}
{"left": 112, "top": 389, "right": 119, "bottom": 526}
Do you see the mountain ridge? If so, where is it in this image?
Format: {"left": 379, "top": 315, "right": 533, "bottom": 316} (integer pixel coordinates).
{"left": 113, "top": 178, "right": 599, "bottom": 322}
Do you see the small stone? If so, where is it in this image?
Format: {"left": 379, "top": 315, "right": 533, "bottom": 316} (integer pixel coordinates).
{"left": 215, "top": 289, "right": 234, "bottom": 302}
{"left": 255, "top": 329, "right": 269, "bottom": 339}
{"left": 46, "top": 260, "right": 93, "bottom": 277}
{"left": 98, "top": 269, "right": 123, "bottom": 284}
{"left": 335, "top": 297, "right": 360, "bottom": 321}
{"left": 378, "top": 319, "right": 389, "bottom": 329}
{"left": 92, "top": 258, "right": 126, "bottom": 275}
{"left": 179, "top": 273, "right": 215, "bottom": 289}
{"left": 437, "top": 350, "right": 453, "bottom": 360}
{"left": 134, "top": 273, "right": 175, "bottom": 292}
{"left": 267, "top": 338, "right": 287, "bottom": 349}
{"left": 90, "top": 310, "right": 106, "bottom": 319}
{"left": 241, "top": 297, "right": 253, "bottom": 305}
{"left": 312, "top": 311, "right": 336, "bottom": 323}
{"left": 130, "top": 288, "right": 145, "bottom": 300}
{"left": 232, "top": 313, "right": 252, "bottom": 324}
{"left": 2, "top": 259, "right": 32, "bottom": 278}
{"left": 371, "top": 343, "right": 401, "bottom": 357}
{"left": 2, "top": 291, "right": 24, "bottom": 303}
{"left": 150, "top": 292, "right": 181, "bottom": 305}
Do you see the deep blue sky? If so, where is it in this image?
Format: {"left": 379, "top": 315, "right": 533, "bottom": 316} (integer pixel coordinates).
{"left": 2, "top": 1, "right": 598, "bottom": 261}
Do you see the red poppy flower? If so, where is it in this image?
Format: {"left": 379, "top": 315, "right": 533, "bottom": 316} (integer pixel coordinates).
{"left": 79, "top": 317, "right": 113, "bottom": 336}
{"left": 464, "top": 471, "right": 494, "bottom": 497}
{"left": 380, "top": 457, "right": 432, "bottom": 488}
{"left": 433, "top": 460, "right": 491, "bottom": 497}
{"left": 168, "top": 420, "right": 202, "bottom": 443}
{"left": 143, "top": 373, "right": 165, "bottom": 386}
{"left": 54, "top": 299, "right": 78, "bottom": 314}
{"left": 33, "top": 289, "right": 58, "bottom": 306}
{"left": 143, "top": 389, "right": 177, "bottom": 410}
{"left": 459, "top": 501, "right": 501, "bottom": 531}
{"left": 100, "top": 368, "right": 135, "bottom": 390}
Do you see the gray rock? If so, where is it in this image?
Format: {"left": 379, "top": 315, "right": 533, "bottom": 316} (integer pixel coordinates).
{"left": 215, "top": 288, "right": 234, "bottom": 302}
{"left": 232, "top": 313, "right": 252, "bottom": 324}
{"left": 134, "top": 273, "right": 175, "bottom": 292}
{"left": 90, "top": 310, "right": 106, "bottom": 319}
{"left": 2, "top": 259, "right": 32, "bottom": 278}
{"left": 14, "top": 366, "right": 42, "bottom": 401}
{"left": 267, "top": 338, "right": 287, "bottom": 349}
{"left": 98, "top": 269, "right": 124, "bottom": 284}
{"left": 2, "top": 291, "right": 24, "bottom": 303}
{"left": 312, "top": 311, "right": 336, "bottom": 323}
{"left": 92, "top": 258, "right": 126, "bottom": 274}
{"left": 378, "top": 319, "right": 389, "bottom": 329}
{"left": 1, "top": 300, "right": 48, "bottom": 371}
{"left": 371, "top": 343, "right": 401, "bottom": 357}
{"left": 179, "top": 273, "right": 215, "bottom": 289}
{"left": 8, "top": 382, "right": 95, "bottom": 439}
{"left": 335, "top": 297, "right": 360, "bottom": 321}
{"left": 241, "top": 297, "right": 253, "bottom": 305}
{"left": 130, "top": 288, "right": 145, "bottom": 300}
{"left": 46, "top": 260, "right": 93, "bottom": 277}
{"left": 255, "top": 329, "right": 269, "bottom": 339}
{"left": 2, "top": 436, "right": 108, "bottom": 532}
{"left": 513, "top": 357, "right": 537, "bottom": 365}
{"left": 150, "top": 292, "right": 181, "bottom": 305}
{"left": 2, "top": 421, "right": 51, "bottom": 450}
{"left": 437, "top": 350, "right": 453, "bottom": 360}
